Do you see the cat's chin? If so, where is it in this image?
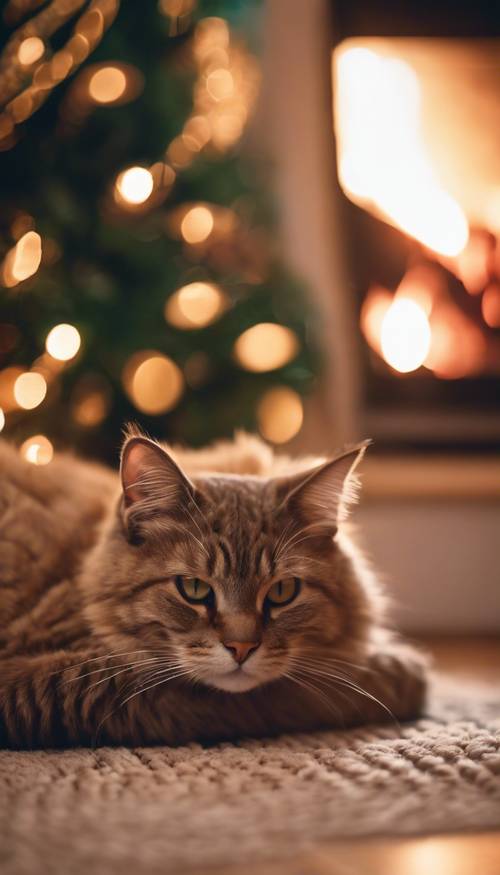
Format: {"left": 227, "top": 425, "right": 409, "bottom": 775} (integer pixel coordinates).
{"left": 204, "top": 668, "right": 267, "bottom": 694}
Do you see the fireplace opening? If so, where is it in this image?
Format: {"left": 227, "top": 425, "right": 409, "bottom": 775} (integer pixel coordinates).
{"left": 330, "top": 9, "right": 500, "bottom": 450}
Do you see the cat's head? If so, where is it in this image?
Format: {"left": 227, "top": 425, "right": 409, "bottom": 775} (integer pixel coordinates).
{"left": 83, "top": 432, "right": 376, "bottom": 694}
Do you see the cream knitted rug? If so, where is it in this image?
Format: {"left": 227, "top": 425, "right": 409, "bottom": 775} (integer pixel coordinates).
{"left": 1, "top": 676, "right": 499, "bottom": 875}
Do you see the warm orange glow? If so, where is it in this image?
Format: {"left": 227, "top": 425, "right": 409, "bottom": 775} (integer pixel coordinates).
{"left": 18, "top": 37, "right": 44, "bottom": 66}
{"left": 73, "top": 391, "right": 108, "bottom": 426}
{"left": 234, "top": 323, "right": 299, "bottom": 373}
{"left": 381, "top": 298, "right": 431, "bottom": 373}
{"left": 0, "top": 408, "right": 4, "bottom": 432}
{"left": 482, "top": 283, "right": 500, "bottom": 328}
{"left": 360, "top": 286, "right": 392, "bottom": 356}
{"left": 455, "top": 230, "right": 493, "bottom": 295}
{"left": 257, "top": 387, "right": 303, "bottom": 444}
{"left": 14, "top": 372, "right": 47, "bottom": 410}
{"left": 181, "top": 206, "right": 214, "bottom": 243}
{"left": 127, "top": 353, "right": 184, "bottom": 414}
{"left": 334, "top": 45, "right": 469, "bottom": 257}
{"left": 115, "top": 166, "right": 153, "bottom": 205}
{"left": 45, "top": 323, "right": 81, "bottom": 361}
{"left": 206, "top": 69, "right": 234, "bottom": 101}
{"left": 20, "top": 435, "right": 53, "bottom": 466}
{"left": 165, "top": 282, "right": 227, "bottom": 329}
{"left": 425, "top": 304, "right": 485, "bottom": 378}
{"left": 0, "top": 366, "right": 24, "bottom": 412}
{"left": 2, "top": 231, "right": 42, "bottom": 287}
{"left": 89, "top": 66, "right": 126, "bottom": 103}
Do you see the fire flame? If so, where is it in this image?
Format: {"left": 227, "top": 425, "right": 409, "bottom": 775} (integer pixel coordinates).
{"left": 334, "top": 46, "right": 469, "bottom": 257}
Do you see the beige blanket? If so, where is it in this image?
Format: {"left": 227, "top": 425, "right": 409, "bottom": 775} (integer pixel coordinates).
{"left": 1, "top": 676, "right": 499, "bottom": 875}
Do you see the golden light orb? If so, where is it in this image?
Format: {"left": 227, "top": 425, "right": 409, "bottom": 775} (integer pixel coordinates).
{"left": 18, "top": 37, "right": 44, "bottom": 66}
{"left": 0, "top": 408, "right": 4, "bottom": 432}
{"left": 114, "top": 166, "right": 154, "bottom": 205}
{"left": 257, "top": 387, "right": 303, "bottom": 444}
{"left": 89, "top": 66, "right": 127, "bottom": 103}
{"left": 20, "top": 435, "right": 54, "bottom": 466}
{"left": 380, "top": 298, "right": 431, "bottom": 373}
{"left": 234, "top": 323, "right": 299, "bottom": 372}
{"left": 45, "top": 323, "right": 81, "bottom": 361}
{"left": 180, "top": 206, "right": 214, "bottom": 243}
{"left": 206, "top": 69, "right": 234, "bottom": 101}
{"left": 165, "top": 281, "right": 227, "bottom": 329}
{"left": 14, "top": 372, "right": 47, "bottom": 410}
{"left": 3, "top": 231, "right": 42, "bottom": 286}
{"left": 128, "top": 353, "right": 184, "bottom": 414}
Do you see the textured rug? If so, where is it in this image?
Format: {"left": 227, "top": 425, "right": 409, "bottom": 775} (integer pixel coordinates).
{"left": 1, "top": 675, "right": 499, "bottom": 875}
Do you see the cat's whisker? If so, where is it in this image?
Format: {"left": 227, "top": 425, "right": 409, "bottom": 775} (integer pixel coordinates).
{"left": 290, "top": 661, "right": 398, "bottom": 726}
{"left": 49, "top": 649, "right": 168, "bottom": 676}
{"left": 59, "top": 656, "right": 166, "bottom": 688}
{"left": 119, "top": 667, "right": 198, "bottom": 709}
{"left": 283, "top": 671, "right": 343, "bottom": 722}
{"left": 84, "top": 658, "right": 177, "bottom": 692}
{"left": 296, "top": 653, "right": 373, "bottom": 674}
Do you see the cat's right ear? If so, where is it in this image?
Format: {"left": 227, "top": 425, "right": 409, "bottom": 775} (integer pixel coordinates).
{"left": 120, "top": 435, "right": 194, "bottom": 542}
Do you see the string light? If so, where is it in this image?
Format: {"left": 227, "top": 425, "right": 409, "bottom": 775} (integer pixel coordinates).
{"left": 234, "top": 323, "right": 299, "bottom": 372}
{"left": 165, "top": 282, "right": 227, "bottom": 329}
{"left": 45, "top": 323, "right": 81, "bottom": 361}
{"left": 257, "top": 387, "right": 303, "bottom": 444}
{"left": 180, "top": 206, "right": 214, "bottom": 243}
{"left": 114, "top": 166, "right": 154, "bottom": 205}
{"left": 124, "top": 352, "right": 184, "bottom": 414}
{"left": 88, "top": 66, "right": 126, "bottom": 103}
{"left": 14, "top": 372, "right": 47, "bottom": 409}
{"left": 20, "top": 435, "right": 53, "bottom": 466}
{"left": 17, "top": 37, "right": 44, "bottom": 66}
{"left": 2, "top": 231, "right": 42, "bottom": 287}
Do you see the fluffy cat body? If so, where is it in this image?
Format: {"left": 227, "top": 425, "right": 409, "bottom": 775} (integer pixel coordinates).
{"left": 0, "top": 431, "right": 426, "bottom": 748}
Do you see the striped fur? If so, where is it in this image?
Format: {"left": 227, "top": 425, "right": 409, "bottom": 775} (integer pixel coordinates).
{"left": 0, "top": 432, "right": 427, "bottom": 748}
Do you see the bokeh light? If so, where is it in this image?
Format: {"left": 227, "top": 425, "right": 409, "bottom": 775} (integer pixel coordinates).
{"left": 125, "top": 352, "right": 184, "bottom": 414}
{"left": 89, "top": 66, "right": 127, "bottom": 103}
{"left": 0, "top": 366, "right": 24, "bottom": 412}
{"left": 234, "top": 323, "right": 299, "bottom": 372}
{"left": 72, "top": 374, "right": 111, "bottom": 426}
{"left": 380, "top": 298, "right": 431, "bottom": 373}
{"left": 20, "top": 435, "right": 54, "bottom": 466}
{"left": 165, "top": 282, "right": 227, "bottom": 329}
{"left": 2, "top": 231, "right": 42, "bottom": 286}
{"left": 0, "top": 408, "right": 4, "bottom": 432}
{"left": 17, "top": 37, "right": 44, "bottom": 66}
{"left": 45, "top": 323, "right": 81, "bottom": 361}
{"left": 206, "top": 69, "right": 234, "bottom": 101}
{"left": 14, "top": 372, "right": 47, "bottom": 410}
{"left": 257, "top": 387, "right": 303, "bottom": 444}
{"left": 115, "top": 166, "right": 154, "bottom": 205}
{"left": 181, "top": 206, "right": 214, "bottom": 243}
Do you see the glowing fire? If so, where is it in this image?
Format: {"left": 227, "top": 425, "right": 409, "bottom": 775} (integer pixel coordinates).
{"left": 334, "top": 46, "right": 469, "bottom": 257}
{"left": 361, "top": 265, "right": 488, "bottom": 378}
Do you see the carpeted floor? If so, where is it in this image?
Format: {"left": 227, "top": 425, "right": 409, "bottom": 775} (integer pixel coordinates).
{"left": 1, "top": 676, "right": 499, "bottom": 875}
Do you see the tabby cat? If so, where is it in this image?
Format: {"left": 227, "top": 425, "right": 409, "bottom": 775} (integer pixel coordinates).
{"left": 0, "top": 428, "right": 426, "bottom": 748}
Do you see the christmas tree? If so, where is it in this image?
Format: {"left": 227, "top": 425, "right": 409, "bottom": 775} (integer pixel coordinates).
{"left": 0, "top": 0, "right": 315, "bottom": 464}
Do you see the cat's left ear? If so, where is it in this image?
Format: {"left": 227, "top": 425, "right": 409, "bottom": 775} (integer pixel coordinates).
{"left": 276, "top": 441, "right": 370, "bottom": 535}
{"left": 120, "top": 434, "right": 195, "bottom": 541}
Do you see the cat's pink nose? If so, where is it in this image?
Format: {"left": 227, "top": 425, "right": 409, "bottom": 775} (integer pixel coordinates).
{"left": 223, "top": 640, "right": 260, "bottom": 665}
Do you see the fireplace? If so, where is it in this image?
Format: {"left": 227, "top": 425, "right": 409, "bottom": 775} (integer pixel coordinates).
{"left": 327, "top": 2, "right": 500, "bottom": 451}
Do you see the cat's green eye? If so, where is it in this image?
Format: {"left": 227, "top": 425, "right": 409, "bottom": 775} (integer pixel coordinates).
{"left": 175, "top": 575, "right": 213, "bottom": 605}
{"left": 266, "top": 577, "right": 301, "bottom": 607}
